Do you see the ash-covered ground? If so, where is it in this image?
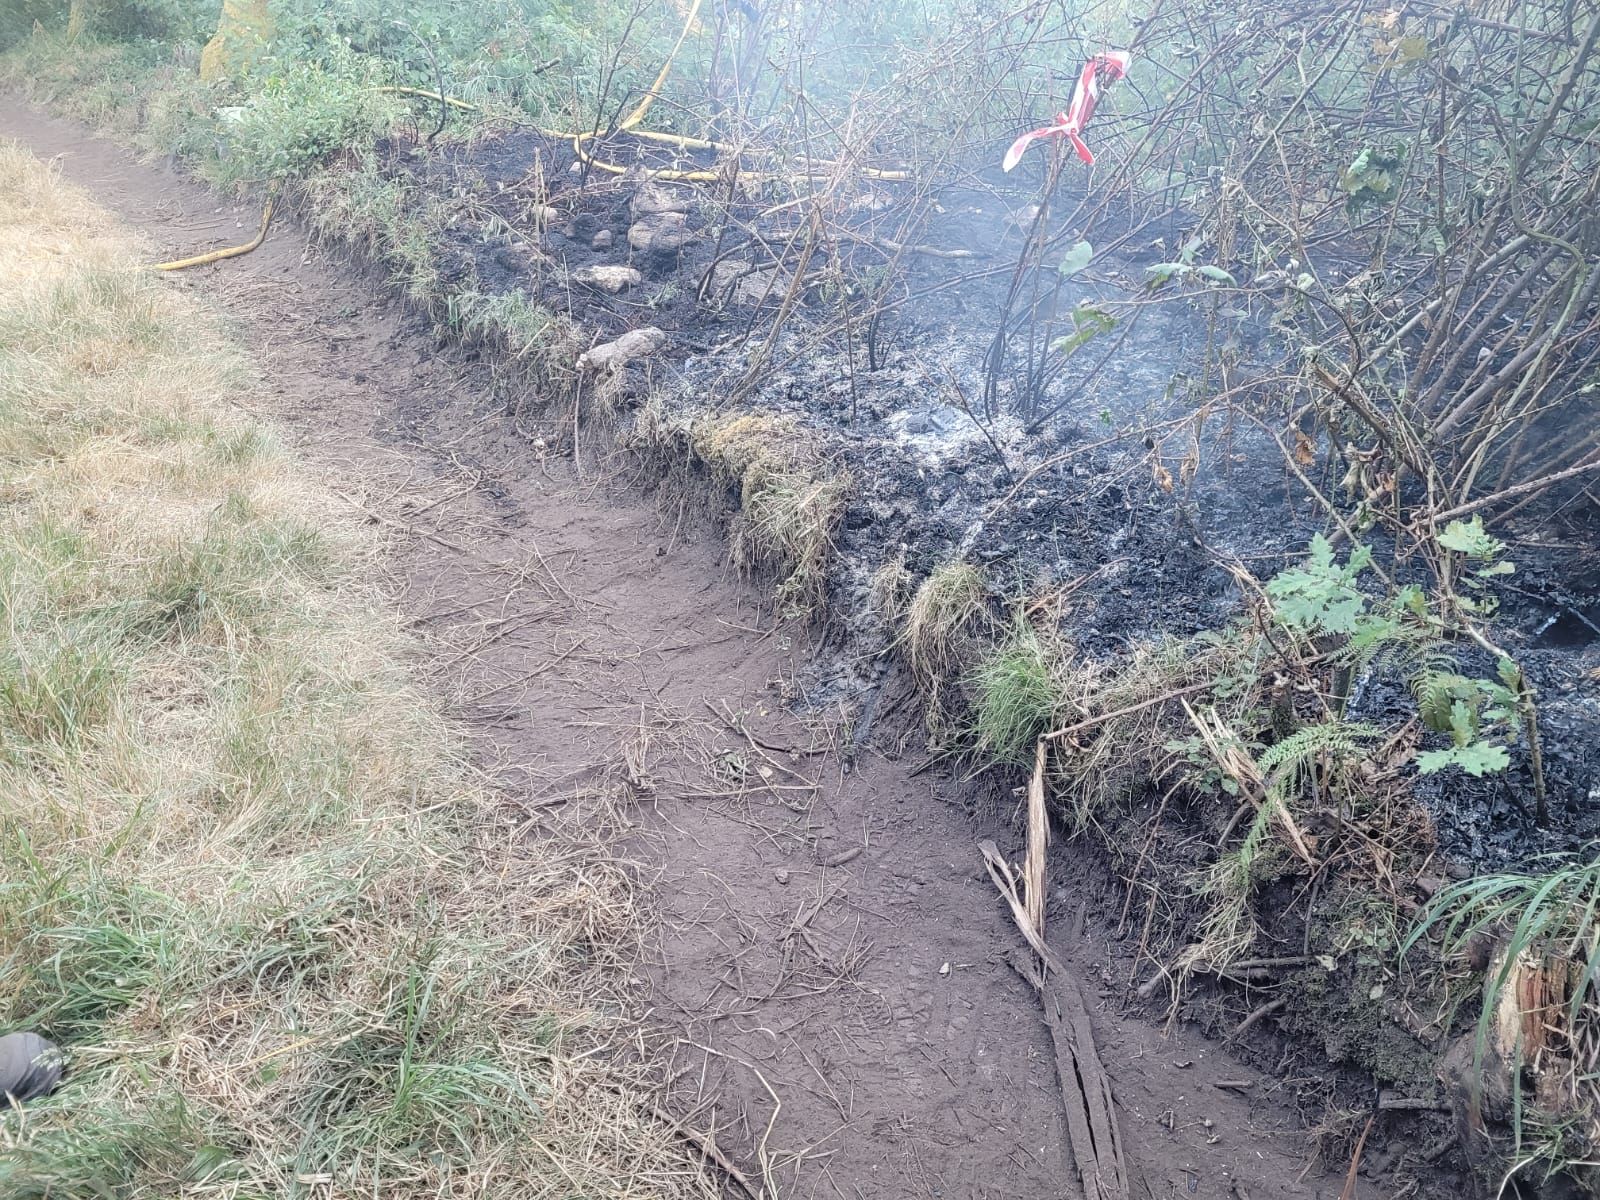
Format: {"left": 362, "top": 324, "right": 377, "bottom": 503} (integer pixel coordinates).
{"left": 391, "top": 127, "right": 1600, "bottom": 870}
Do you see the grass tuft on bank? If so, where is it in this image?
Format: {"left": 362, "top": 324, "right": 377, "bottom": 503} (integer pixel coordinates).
{"left": 0, "top": 140, "right": 712, "bottom": 1200}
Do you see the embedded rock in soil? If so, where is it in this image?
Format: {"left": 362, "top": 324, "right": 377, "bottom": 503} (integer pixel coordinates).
{"left": 706, "top": 259, "right": 789, "bottom": 306}
{"left": 628, "top": 211, "right": 690, "bottom": 256}
{"left": 590, "top": 229, "right": 613, "bottom": 250}
{"left": 632, "top": 183, "right": 692, "bottom": 216}
{"left": 577, "top": 326, "right": 666, "bottom": 372}
{"left": 573, "top": 265, "right": 642, "bottom": 294}
{"left": 527, "top": 203, "right": 562, "bottom": 226}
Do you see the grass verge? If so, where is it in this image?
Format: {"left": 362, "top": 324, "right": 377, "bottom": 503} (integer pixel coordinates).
{"left": 0, "top": 140, "right": 713, "bottom": 1199}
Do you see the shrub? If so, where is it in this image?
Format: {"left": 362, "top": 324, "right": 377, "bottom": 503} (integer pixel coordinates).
{"left": 214, "top": 45, "right": 400, "bottom": 183}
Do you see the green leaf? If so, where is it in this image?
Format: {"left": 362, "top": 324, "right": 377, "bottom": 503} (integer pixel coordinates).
{"left": 1417, "top": 743, "right": 1511, "bottom": 776}
{"left": 1266, "top": 535, "right": 1372, "bottom": 634}
{"left": 1306, "top": 532, "right": 1335, "bottom": 570}
{"left": 1448, "top": 698, "right": 1478, "bottom": 747}
{"left": 1059, "top": 240, "right": 1094, "bottom": 278}
{"left": 1437, "top": 515, "right": 1504, "bottom": 559}
{"left": 1052, "top": 304, "right": 1118, "bottom": 357}
{"left": 1392, "top": 35, "right": 1430, "bottom": 64}
{"left": 1146, "top": 262, "right": 1188, "bottom": 287}
{"left": 1395, "top": 584, "right": 1428, "bottom": 617}
{"left": 1339, "top": 146, "right": 1403, "bottom": 213}
{"left": 1196, "top": 264, "right": 1237, "bottom": 285}
{"left": 1496, "top": 657, "right": 1521, "bottom": 691}
{"left": 1348, "top": 613, "right": 1403, "bottom": 653}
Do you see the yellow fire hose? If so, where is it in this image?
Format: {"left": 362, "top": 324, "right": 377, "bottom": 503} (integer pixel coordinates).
{"left": 382, "top": 0, "right": 908, "bottom": 184}
{"left": 156, "top": 0, "right": 905, "bottom": 270}
{"left": 153, "top": 197, "right": 274, "bottom": 272}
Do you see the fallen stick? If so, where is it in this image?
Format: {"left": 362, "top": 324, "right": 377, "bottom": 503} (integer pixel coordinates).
{"left": 705, "top": 699, "right": 820, "bottom": 788}
{"left": 1008, "top": 950, "right": 1132, "bottom": 1200}
{"left": 982, "top": 839, "right": 1135, "bottom": 1200}
{"left": 591, "top": 1071, "right": 761, "bottom": 1200}
{"left": 1043, "top": 682, "right": 1213, "bottom": 742}
{"left": 1412, "top": 454, "right": 1600, "bottom": 528}
{"left": 1340, "top": 1112, "right": 1377, "bottom": 1200}
{"left": 816, "top": 846, "right": 862, "bottom": 868}
{"left": 643, "top": 1100, "right": 760, "bottom": 1199}
{"left": 1377, "top": 1095, "right": 1447, "bottom": 1111}
{"left": 1229, "top": 995, "right": 1287, "bottom": 1041}
{"left": 1025, "top": 739, "right": 1049, "bottom": 939}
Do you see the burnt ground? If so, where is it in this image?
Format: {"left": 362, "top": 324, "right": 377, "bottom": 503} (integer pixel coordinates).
{"left": 378, "top": 120, "right": 1600, "bottom": 1193}
{"left": 7, "top": 99, "right": 1599, "bottom": 1198}
{"left": 397, "top": 124, "right": 1600, "bottom": 863}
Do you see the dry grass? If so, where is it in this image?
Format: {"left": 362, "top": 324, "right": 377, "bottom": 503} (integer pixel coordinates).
{"left": 636, "top": 405, "right": 848, "bottom": 620}
{"left": 898, "top": 559, "right": 985, "bottom": 736}
{"left": 1046, "top": 633, "right": 1260, "bottom": 830}
{"left": 0, "top": 141, "right": 715, "bottom": 1200}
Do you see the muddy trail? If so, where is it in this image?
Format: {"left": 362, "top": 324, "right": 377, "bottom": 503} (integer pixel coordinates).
{"left": 0, "top": 104, "right": 1433, "bottom": 1199}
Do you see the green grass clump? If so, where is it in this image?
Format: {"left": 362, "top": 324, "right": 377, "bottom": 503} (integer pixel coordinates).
{"left": 0, "top": 139, "right": 715, "bottom": 1200}
{"left": 969, "top": 617, "right": 1060, "bottom": 766}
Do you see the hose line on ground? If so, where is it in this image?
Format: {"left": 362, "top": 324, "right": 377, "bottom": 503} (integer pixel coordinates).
{"left": 152, "top": 196, "right": 274, "bottom": 271}
{"left": 153, "top": 0, "right": 904, "bottom": 268}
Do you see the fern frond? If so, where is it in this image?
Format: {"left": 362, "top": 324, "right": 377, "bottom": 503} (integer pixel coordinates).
{"left": 1333, "top": 612, "right": 1437, "bottom": 676}
{"left": 1411, "top": 654, "right": 1473, "bottom": 734}
{"left": 1258, "top": 720, "right": 1376, "bottom": 812}
{"left": 1258, "top": 720, "right": 1376, "bottom": 772}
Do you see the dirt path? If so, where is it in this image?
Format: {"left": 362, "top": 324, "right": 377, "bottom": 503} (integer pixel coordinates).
{"left": 1, "top": 103, "right": 1364, "bottom": 1199}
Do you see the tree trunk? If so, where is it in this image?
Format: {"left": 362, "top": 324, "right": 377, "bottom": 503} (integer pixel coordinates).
{"left": 199, "top": 0, "right": 275, "bottom": 82}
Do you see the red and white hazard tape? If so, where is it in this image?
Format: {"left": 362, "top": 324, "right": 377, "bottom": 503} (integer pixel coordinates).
{"left": 1002, "top": 51, "right": 1131, "bottom": 171}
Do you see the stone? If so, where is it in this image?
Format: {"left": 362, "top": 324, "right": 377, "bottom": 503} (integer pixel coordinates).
{"left": 707, "top": 259, "right": 789, "bottom": 306}
{"left": 632, "top": 183, "right": 692, "bottom": 217}
{"left": 576, "top": 326, "right": 667, "bottom": 373}
{"left": 572, "top": 265, "right": 642, "bottom": 294}
{"left": 590, "top": 229, "right": 614, "bottom": 251}
{"left": 627, "top": 211, "right": 690, "bottom": 256}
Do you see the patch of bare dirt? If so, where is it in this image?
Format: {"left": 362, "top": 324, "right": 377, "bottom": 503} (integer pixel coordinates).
{"left": 0, "top": 101, "right": 1416, "bottom": 1199}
